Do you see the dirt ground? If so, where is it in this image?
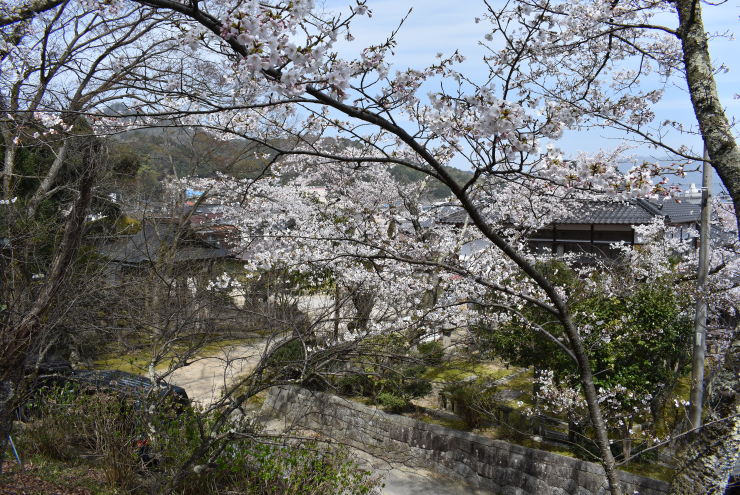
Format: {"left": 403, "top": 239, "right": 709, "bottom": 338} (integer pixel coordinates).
{"left": 0, "top": 462, "right": 95, "bottom": 495}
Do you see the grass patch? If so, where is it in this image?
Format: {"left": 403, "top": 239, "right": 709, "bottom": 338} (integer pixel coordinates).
{"left": 674, "top": 375, "right": 691, "bottom": 402}
{"left": 478, "top": 426, "right": 575, "bottom": 457}
{"left": 198, "top": 338, "right": 255, "bottom": 355}
{"left": 619, "top": 461, "right": 675, "bottom": 483}
{"left": 414, "top": 412, "right": 470, "bottom": 431}
{"left": 1, "top": 453, "right": 117, "bottom": 495}
{"left": 94, "top": 353, "right": 171, "bottom": 374}
{"left": 503, "top": 369, "right": 533, "bottom": 390}
{"left": 246, "top": 389, "right": 268, "bottom": 408}
{"left": 423, "top": 361, "right": 513, "bottom": 383}
{"left": 95, "top": 338, "right": 255, "bottom": 375}
{"left": 502, "top": 369, "right": 535, "bottom": 407}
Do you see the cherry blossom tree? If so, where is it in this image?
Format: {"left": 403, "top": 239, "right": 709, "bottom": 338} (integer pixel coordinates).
{"left": 52, "top": 0, "right": 730, "bottom": 492}
{"left": 4, "top": 0, "right": 740, "bottom": 492}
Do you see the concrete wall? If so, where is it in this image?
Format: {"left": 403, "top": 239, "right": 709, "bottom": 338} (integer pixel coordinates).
{"left": 261, "top": 385, "right": 670, "bottom": 495}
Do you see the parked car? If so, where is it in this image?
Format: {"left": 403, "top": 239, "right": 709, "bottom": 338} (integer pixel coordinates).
{"left": 72, "top": 369, "right": 189, "bottom": 410}
{"left": 18, "top": 361, "right": 189, "bottom": 466}
{"left": 71, "top": 369, "right": 190, "bottom": 466}
{"left": 19, "top": 357, "right": 189, "bottom": 414}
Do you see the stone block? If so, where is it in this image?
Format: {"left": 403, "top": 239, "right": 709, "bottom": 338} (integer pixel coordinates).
{"left": 508, "top": 452, "right": 526, "bottom": 470}
{"left": 263, "top": 386, "right": 670, "bottom": 495}
{"left": 542, "top": 469, "right": 568, "bottom": 490}
{"left": 474, "top": 445, "right": 493, "bottom": 465}
{"left": 452, "top": 449, "right": 467, "bottom": 463}
{"left": 488, "top": 466, "right": 511, "bottom": 486}
{"left": 501, "top": 486, "right": 527, "bottom": 495}
{"left": 478, "top": 477, "right": 502, "bottom": 494}
{"left": 454, "top": 462, "right": 472, "bottom": 478}
{"left": 479, "top": 461, "right": 495, "bottom": 480}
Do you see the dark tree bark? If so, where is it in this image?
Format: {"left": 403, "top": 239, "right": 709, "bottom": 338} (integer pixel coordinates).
{"left": 0, "top": 137, "right": 102, "bottom": 474}
{"left": 676, "top": 0, "right": 740, "bottom": 235}
{"left": 666, "top": 1, "right": 740, "bottom": 492}
{"left": 668, "top": 328, "right": 740, "bottom": 495}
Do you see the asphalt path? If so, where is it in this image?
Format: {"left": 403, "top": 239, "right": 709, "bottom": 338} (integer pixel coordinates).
{"left": 161, "top": 339, "right": 494, "bottom": 494}
{"left": 155, "top": 342, "right": 265, "bottom": 406}
{"left": 360, "top": 455, "right": 492, "bottom": 495}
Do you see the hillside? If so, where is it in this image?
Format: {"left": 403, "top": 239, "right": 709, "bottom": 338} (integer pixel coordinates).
{"left": 389, "top": 165, "right": 474, "bottom": 200}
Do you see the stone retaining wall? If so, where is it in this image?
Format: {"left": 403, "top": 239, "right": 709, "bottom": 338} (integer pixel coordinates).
{"left": 260, "top": 385, "right": 670, "bottom": 495}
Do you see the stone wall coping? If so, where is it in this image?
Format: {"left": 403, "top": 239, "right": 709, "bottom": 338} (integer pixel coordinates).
{"left": 261, "top": 385, "right": 671, "bottom": 495}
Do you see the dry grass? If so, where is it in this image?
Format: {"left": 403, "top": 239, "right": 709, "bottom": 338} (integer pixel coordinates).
{"left": 422, "top": 361, "right": 514, "bottom": 383}
{"left": 95, "top": 338, "right": 253, "bottom": 374}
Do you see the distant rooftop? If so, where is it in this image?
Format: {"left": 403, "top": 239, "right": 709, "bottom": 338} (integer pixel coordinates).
{"left": 101, "top": 220, "right": 230, "bottom": 265}
{"left": 441, "top": 197, "right": 704, "bottom": 226}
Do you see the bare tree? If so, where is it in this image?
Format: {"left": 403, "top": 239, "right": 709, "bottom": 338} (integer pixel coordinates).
{"left": 0, "top": 1, "right": 175, "bottom": 470}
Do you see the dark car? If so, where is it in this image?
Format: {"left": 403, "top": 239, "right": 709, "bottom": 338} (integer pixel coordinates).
{"left": 21, "top": 355, "right": 188, "bottom": 408}
{"left": 71, "top": 369, "right": 190, "bottom": 466}
{"left": 18, "top": 362, "right": 190, "bottom": 464}
{"left": 72, "top": 369, "right": 189, "bottom": 409}
{"left": 21, "top": 365, "right": 190, "bottom": 468}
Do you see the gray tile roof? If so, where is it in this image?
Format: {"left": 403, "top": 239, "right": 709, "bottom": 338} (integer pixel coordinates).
{"left": 440, "top": 208, "right": 470, "bottom": 225}
{"left": 633, "top": 198, "right": 701, "bottom": 224}
{"left": 102, "top": 221, "right": 230, "bottom": 265}
{"left": 556, "top": 201, "right": 655, "bottom": 225}
{"left": 440, "top": 198, "right": 703, "bottom": 226}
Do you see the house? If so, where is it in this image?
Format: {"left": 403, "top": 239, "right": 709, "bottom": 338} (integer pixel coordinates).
{"left": 101, "top": 218, "right": 232, "bottom": 284}
{"left": 530, "top": 198, "right": 702, "bottom": 261}
{"left": 440, "top": 197, "right": 716, "bottom": 262}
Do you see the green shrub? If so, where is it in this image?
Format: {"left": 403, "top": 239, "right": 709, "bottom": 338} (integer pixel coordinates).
{"left": 418, "top": 340, "right": 444, "bottom": 366}
{"left": 19, "top": 385, "right": 141, "bottom": 488}
{"left": 266, "top": 339, "right": 306, "bottom": 380}
{"left": 16, "top": 385, "right": 384, "bottom": 495}
{"left": 21, "top": 386, "right": 81, "bottom": 461}
{"left": 335, "top": 374, "right": 372, "bottom": 396}
{"left": 78, "top": 392, "right": 140, "bottom": 488}
{"left": 214, "top": 440, "right": 383, "bottom": 495}
{"left": 377, "top": 392, "right": 407, "bottom": 413}
{"left": 402, "top": 378, "right": 432, "bottom": 399}
{"left": 442, "top": 381, "right": 497, "bottom": 429}
{"left": 136, "top": 396, "right": 384, "bottom": 495}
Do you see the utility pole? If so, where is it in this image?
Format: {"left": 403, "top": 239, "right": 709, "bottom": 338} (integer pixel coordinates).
{"left": 689, "top": 146, "right": 712, "bottom": 431}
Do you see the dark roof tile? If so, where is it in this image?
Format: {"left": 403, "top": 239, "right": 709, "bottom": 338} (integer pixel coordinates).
{"left": 102, "top": 221, "right": 230, "bottom": 265}
{"left": 440, "top": 198, "right": 704, "bottom": 226}
{"left": 556, "top": 201, "right": 655, "bottom": 225}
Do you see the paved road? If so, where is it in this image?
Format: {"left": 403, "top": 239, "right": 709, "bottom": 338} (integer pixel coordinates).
{"left": 163, "top": 342, "right": 494, "bottom": 494}
{"left": 156, "top": 342, "right": 264, "bottom": 406}
{"left": 358, "top": 454, "right": 492, "bottom": 495}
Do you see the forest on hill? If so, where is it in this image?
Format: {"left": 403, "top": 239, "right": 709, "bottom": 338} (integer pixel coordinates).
{"left": 112, "top": 128, "right": 473, "bottom": 201}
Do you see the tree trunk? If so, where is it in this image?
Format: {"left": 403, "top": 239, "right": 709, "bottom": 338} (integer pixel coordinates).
{"left": 568, "top": 417, "right": 577, "bottom": 445}
{"left": 349, "top": 284, "right": 374, "bottom": 332}
{"left": 669, "top": 328, "right": 740, "bottom": 494}
{"left": 1, "top": 135, "right": 15, "bottom": 197}
{"left": 26, "top": 139, "right": 69, "bottom": 219}
{"left": 621, "top": 416, "right": 633, "bottom": 463}
{"left": 651, "top": 395, "right": 668, "bottom": 438}
{"left": 0, "top": 373, "right": 18, "bottom": 475}
{"left": 0, "top": 137, "right": 101, "bottom": 472}
{"left": 669, "top": 3, "right": 740, "bottom": 491}
{"left": 334, "top": 284, "right": 340, "bottom": 341}
{"left": 676, "top": 0, "right": 740, "bottom": 238}
{"left": 533, "top": 363, "right": 543, "bottom": 410}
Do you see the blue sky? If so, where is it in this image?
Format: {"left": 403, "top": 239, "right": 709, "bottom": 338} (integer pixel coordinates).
{"left": 321, "top": 0, "right": 739, "bottom": 193}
